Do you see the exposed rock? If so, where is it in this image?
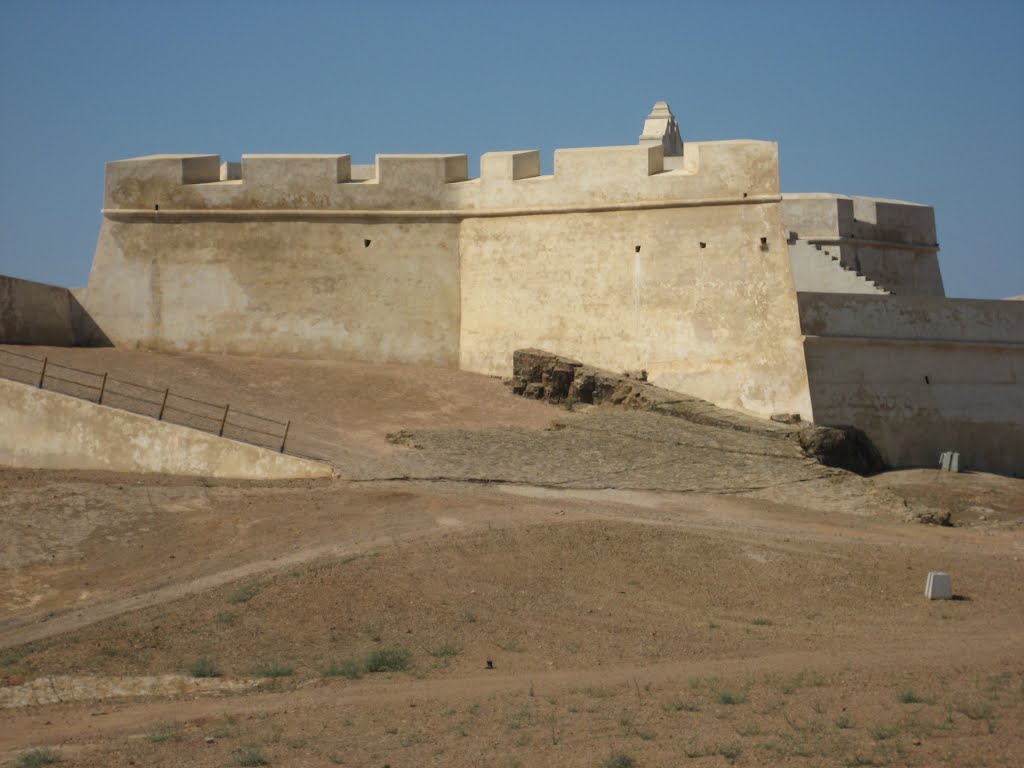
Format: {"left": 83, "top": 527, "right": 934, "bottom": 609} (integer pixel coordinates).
{"left": 385, "top": 430, "right": 423, "bottom": 449}
{"left": 913, "top": 508, "right": 954, "bottom": 527}
{"left": 798, "top": 425, "right": 885, "bottom": 475}
{"left": 512, "top": 349, "right": 797, "bottom": 436}
{"left": 771, "top": 413, "right": 802, "bottom": 424}
{"left": 511, "top": 349, "right": 583, "bottom": 402}
{"left": 511, "top": 349, "right": 886, "bottom": 477}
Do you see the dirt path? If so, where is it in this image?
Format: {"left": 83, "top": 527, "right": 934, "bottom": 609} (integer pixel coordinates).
{"left": 5, "top": 475, "right": 1017, "bottom": 652}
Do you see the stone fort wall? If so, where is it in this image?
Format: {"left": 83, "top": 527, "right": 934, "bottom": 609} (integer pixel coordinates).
{"left": 83, "top": 140, "right": 814, "bottom": 419}
{"left": 69, "top": 103, "right": 1022, "bottom": 474}
{"left": 798, "top": 292, "right": 1024, "bottom": 475}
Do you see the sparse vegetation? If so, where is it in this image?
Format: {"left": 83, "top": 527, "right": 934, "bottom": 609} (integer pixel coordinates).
{"left": 718, "top": 743, "right": 742, "bottom": 764}
{"left": 227, "top": 582, "right": 262, "bottom": 605}
{"left": 717, "top": 689, "right": 748, "bottom": 705}
{"left": 898, "top": 689, "right": 931, "bottom": 704}
{"left": 323, "top": 659, "right": 363, "bottom": 679}
{"left": 956, "top": 700, "right": 997, "bottom": 733}
{"left": 428, "top": 642, "right": 461, "bottom": 659}
{"left": 835, "top": 715, "right": 853, "bottom": 729}
{"left": 870, "top": 723, "right": 900, "bottom": 741}
{"left": 187, "top": 655, "right": 220, "bottom": 678}
{"left": 2, "top": 648, "right": 29, "bottom": 667}
{"left": 578, "top": 685, "right": 615, "bottom": 699}
{"left": 735, "top": 721, "right": 762, "bottom": 736}
{"left": 751, "top": 617, "right": 774, "bottom": 626}
{"left": 364, "top": 647, "right": 411, "bottom": 673}
{"left": 234, "top": 745, "right": 269, "bottom": 766}
{"left": 601, "top": 753, "right": 634, "bottom": 768}
{"left": 16, "top": 750, "right": 60, "bottom": 768}
{"left": 663, "top": 697, "right": 701, "bottom": 712}
{"left": 253, "top": 662, "right": 294, "bottom": 678}
{"left": 776, "top": 669, "right": 827, "bottom": 694}
{"left": 146, "top": 725, "right": 184, "bottom": 743}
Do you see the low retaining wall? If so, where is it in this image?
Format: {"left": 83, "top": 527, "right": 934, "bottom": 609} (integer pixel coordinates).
{"left": 0, "top": 378, "right": 332, "bottom": 479}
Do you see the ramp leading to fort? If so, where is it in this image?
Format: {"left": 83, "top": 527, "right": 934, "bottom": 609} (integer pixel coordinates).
{"left": 0, "top": 378, "right": 332, "bottom": 479}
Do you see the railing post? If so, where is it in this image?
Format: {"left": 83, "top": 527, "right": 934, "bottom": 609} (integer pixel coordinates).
{"left": 280, "top": 420, "right": 291, "bottom": 453}
{"left": 98, "top": 372, "right": 108, "bottom": 405}
{"left": 38, "top": 357, "right": 48, "bottom": 388}
{"left": 219, "top": 404, "right": 230, "bottom": 437}
{"left": 158, "top": 388, "right": 169, "bottom": 420}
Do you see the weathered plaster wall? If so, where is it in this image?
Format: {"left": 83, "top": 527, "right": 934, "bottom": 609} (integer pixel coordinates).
{"left": 0, "top": 378, "right": 333, "bottom": 479}
{"left": 459, "top": 143, "right": 814, "bottom": 419}
{"left": 0, "top": 275, "right": 75, "bottom": 345}
{"left": 798, "top": 293, "right": 1024, "bottom": 475}
{"left": 83, "top": 153, "right": 467, "bottom": 364}
{"left": 85, "top": 219, "right": 461, "bottom": 363}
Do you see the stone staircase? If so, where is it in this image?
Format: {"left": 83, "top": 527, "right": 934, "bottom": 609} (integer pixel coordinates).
{"left": 788, "top": 239, "right": 889, "bottom": 294}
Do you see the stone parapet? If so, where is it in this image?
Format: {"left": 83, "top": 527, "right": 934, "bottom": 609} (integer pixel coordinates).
{"left": 101, "top": 139, "right": 780, "bottom": 217}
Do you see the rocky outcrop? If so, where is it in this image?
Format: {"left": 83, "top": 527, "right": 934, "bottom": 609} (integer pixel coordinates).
{"left": 510, "top": 349, "right": 652, "bottom": 408}
{"left": 510, "top": 349, "right": 886, "bottom": 476}
{"left": 797, "top": 425, "right": 885, "bottom": 475}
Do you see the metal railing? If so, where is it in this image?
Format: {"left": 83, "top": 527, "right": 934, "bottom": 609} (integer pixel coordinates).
{"left": 0, "top": 347, "right": 295, "bottom": 454}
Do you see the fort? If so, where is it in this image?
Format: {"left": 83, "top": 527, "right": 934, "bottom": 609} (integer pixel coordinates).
{"left": 3, "top": 102, "right": 1022, "bottom": 474}
{"left": 3, "top": 101, "right": 1024, "bottom": 768}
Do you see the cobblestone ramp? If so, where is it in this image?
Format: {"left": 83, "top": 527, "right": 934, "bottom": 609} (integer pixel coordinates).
{"left": 377, "top": 410, "right": 839, "bottom": 494}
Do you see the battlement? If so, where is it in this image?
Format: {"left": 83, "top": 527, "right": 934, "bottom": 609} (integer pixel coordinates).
{"left": 101, "top": 139, "right": 779, "bottom": 218}
{"left": 782, "top": 193, "right": 937, "bottom": 247}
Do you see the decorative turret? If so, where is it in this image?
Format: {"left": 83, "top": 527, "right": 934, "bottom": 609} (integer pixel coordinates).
{"left": 639, "top": 100, "right": 683, "bottom": 157}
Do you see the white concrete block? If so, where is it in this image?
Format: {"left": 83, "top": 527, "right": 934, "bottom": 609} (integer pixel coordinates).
{"left": 925, "top": 571, "right": 953, "bottom": 600}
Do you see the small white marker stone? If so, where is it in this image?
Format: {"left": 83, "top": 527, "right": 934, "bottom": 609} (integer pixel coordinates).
{"left": 925, "top": 571, "right": 953, "bottom": 600}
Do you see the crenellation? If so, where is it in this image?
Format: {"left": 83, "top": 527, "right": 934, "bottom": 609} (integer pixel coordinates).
{"left": 480, "top": 150, "right": 541, "bottom": 181}
{"left": 375, "top": 153, "right": 468, "bottom": 187}
{"left": 553, "top": 144, "right": 665, "bottom": 181}
{"left": 101, "top": 139, "right": 783, "bottom": 215}
{"left": 241, "top": 154, "right": 353, "bottom": 186}
{"left": 103, "top": 154, "right": 221, "bottom": 208}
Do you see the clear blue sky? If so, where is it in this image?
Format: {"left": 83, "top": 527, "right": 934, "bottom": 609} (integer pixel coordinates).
{"left": 1, "top": 0, "right": 1022, "bottom": 298}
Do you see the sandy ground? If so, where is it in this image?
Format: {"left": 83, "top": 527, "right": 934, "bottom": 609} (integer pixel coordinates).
{"left": 1, "top": 348, "right": 1022, "bottom": 767}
